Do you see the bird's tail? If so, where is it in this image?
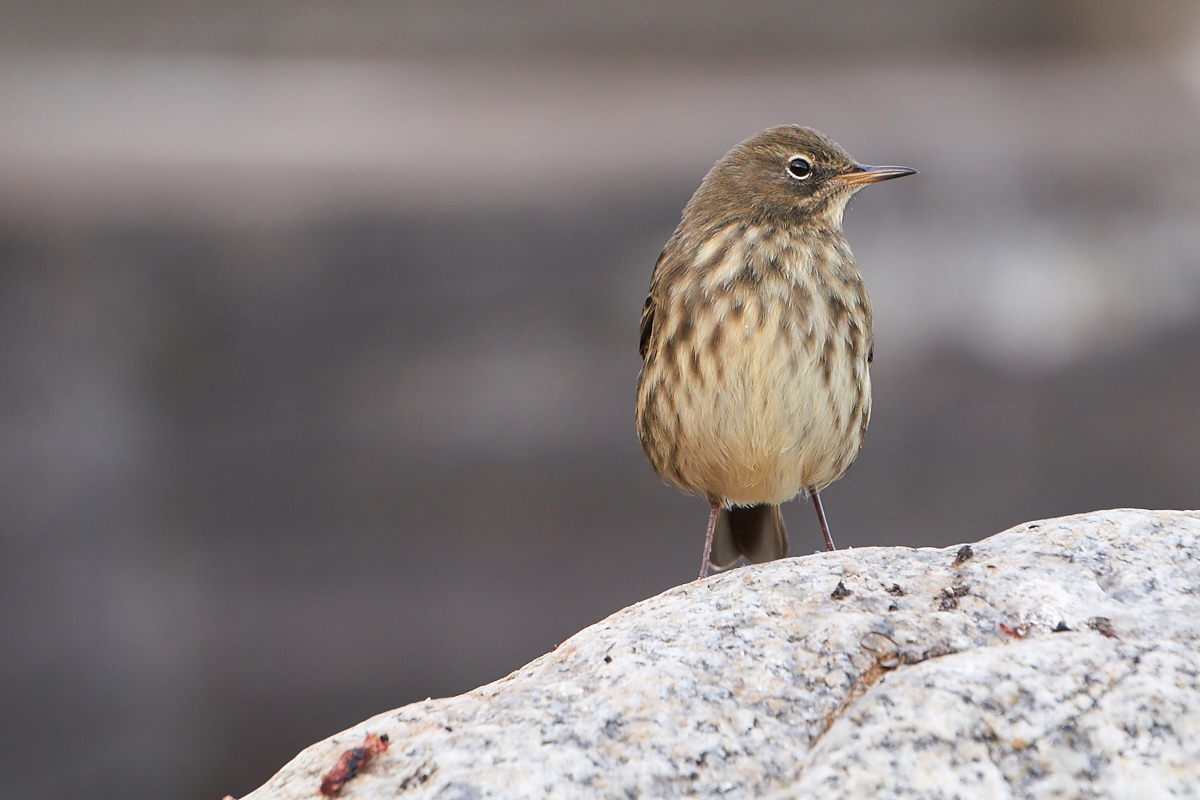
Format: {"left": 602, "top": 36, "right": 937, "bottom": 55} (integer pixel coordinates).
{"left": 710, "top": 504, "right": 789, "bottom": 569}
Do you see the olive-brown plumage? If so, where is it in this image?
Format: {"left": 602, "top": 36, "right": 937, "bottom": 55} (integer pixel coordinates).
{"left": 636, "top": 125, "right": 914, "bottom": 579}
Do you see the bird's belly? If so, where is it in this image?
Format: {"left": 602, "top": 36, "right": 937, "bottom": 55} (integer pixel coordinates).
{"left": 667, "top": 316, "right": 869, "bottom": 506}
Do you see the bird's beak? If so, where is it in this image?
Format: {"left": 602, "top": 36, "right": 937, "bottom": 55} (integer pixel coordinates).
{"left": 839, "top": 165, "right": 918, "bottom": 186}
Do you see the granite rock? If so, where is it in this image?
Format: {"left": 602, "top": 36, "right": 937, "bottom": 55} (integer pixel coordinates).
{"left": 242, "top": 509, "right": 1200, "bottom": 799}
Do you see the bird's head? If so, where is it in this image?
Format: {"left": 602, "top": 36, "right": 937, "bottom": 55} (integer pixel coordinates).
{"left": 690, "top": 125, "right": 915, "bottom": 231}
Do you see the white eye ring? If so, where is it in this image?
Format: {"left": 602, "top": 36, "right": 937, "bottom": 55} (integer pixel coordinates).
{"left": 786, "top": 156, "right": 812, "bottom": 180}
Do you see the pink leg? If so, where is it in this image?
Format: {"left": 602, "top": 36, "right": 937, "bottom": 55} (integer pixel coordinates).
{"left": 812, "top": 491, "right": 836, "bottom": 551}
{"left": 698, "top": 503, "right": 720, "bottom": 580}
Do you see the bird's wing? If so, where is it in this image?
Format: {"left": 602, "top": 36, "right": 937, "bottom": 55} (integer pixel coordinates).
{"left": 639, "top": 293, "right": 656, "bottom": 361}
{"left": 639, "top": 247, "right": 672, "bottom": 362}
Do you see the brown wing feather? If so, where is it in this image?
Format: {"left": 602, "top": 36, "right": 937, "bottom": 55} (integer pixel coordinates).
{"left": 639, "top": 295, "right": 656, "bottom": 361}
{"left": 639, "top": 248, "right": 672, "bottom": 361}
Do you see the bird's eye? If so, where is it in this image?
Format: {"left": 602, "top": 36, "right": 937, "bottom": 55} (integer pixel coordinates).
{"left": 786, "top": 156, "right": 812, "bottom": 180}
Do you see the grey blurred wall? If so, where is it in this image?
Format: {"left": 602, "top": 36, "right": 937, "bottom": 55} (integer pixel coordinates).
{"left": 3, "top": 2, "right": 1200, "bottom": 799}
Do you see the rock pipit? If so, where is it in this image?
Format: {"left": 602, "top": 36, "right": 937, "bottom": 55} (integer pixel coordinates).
{"left": 636, "top": 125, "right": 915, "bottom": 579}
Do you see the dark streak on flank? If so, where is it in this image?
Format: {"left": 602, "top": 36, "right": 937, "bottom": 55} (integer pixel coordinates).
{"left": 821, "top": 337, "right": 836, "bottom": 384}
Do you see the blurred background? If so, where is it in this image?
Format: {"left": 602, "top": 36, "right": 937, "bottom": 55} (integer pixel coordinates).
{"left": 3, "top": 1, "right": 1200, "bottom": 797}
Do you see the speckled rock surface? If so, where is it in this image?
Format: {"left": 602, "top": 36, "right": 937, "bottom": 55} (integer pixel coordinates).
{"left": 242, "top": 509, "right": 1200, "bottom": 799}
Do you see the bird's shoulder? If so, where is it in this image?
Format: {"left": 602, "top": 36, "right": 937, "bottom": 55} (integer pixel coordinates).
{"left": 638, "top": 219, "right": 743, "bottom": 361}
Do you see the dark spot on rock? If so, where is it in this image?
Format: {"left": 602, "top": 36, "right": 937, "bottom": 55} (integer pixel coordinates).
{"left": 1088, "top": 617, "right": 1119, "bottom": 639}
{"left": 954, "top": 545, "right": 974, "bottom": 566}
{"left": 938, "top": 586, "right": 967, "bottom": 610}
{"left": 397, "top": 759, "right": 437, "bottom": 792}
{"left": 886, "top": 584, "right": 906, "bottom": 596}
{"left": 999, "top": 623, "right": 1026, "bottom": 638}
{"left": 604, "top": 655, "right": 612, "bottom": 663}
{"left": 1053, "top": 621, "right": 1072, "bottom": 633}
{"left": 831, "top": 581, "right": 852, "bottom": 600}
{"left": 918, "top": 643, "right": 958, "bottom": 661}
{"left": 888, "top": 604, "right": 898, "bottom": 612}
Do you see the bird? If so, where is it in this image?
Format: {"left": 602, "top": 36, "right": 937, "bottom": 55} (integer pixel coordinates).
{"left": 635, "top": 125, "right": 915, "bottom": 580}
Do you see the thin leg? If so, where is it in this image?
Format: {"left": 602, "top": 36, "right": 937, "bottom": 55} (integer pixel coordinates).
{"left": 698, "top": 503, "right": 720, "bottom": 580}
{"left": 812, "top": 491, "right": 836, "bottom": 551}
